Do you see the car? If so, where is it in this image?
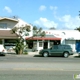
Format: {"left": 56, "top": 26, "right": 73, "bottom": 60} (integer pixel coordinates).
{"left": 39, "top": 44, "right": 74, "bottom": 58}
{"left": 0, "top": 45, "right": 7, "bottom": 56}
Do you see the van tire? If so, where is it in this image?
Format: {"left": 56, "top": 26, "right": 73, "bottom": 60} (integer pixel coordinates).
{"left": 63, "top": 52, "right": 69, "bottom": 58}
{"left": 43, "top": 52, "right": 49, "bottom": 57}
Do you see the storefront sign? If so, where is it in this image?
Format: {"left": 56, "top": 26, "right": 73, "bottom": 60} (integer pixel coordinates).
{"left": 45, "top": 31, "right": 61, "bottom": 37}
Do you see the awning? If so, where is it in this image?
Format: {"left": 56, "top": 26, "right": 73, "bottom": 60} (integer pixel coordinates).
{"left": 26, "top": 37, "right": 61, "bottom": 40}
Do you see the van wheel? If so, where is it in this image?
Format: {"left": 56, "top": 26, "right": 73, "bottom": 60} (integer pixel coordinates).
{"left": 63, "top": 52, "right": 69, "bottom": 58}
{"left": 43, "top": 52, "right": 49, "bottom": 57}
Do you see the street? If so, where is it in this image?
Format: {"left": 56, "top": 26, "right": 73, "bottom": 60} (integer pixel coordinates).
{"left": 0, "top": 70, "right": 80, "bottom": 80}
{"left": 0, "top": 54, "right": 80, "bottom": 80}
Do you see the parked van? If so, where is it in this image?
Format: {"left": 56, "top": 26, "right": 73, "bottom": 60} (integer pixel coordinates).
{"left": 39, "top": 44, "right": 74, "bottom": 58}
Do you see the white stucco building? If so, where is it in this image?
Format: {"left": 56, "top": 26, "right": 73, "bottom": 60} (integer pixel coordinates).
{"left": 0, "top": 17, "right": 32, "bottom": 52}
{"left": 26, "top": 30, "right": 80, "bottom": 53}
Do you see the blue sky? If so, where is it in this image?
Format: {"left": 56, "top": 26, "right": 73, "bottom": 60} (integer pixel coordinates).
{"left": 0, "top": 0, "right": 80, "bottom": 29}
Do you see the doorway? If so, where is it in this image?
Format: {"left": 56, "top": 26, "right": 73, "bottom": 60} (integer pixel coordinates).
{"left": 43, "top": 41, "right": 48, "bottom": 49}
{"left": 76, "top": 40, "right": 80, "bottom": 52}
{"left": 26, "top": 40, "right": 33, "bottom": 49}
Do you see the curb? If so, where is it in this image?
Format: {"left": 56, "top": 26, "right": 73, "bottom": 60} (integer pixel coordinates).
{"left": 6, "top": 52, "right": 79, "bottom": 57}
{"left": 28, "top": 52, "right": 39, "bottom": 56}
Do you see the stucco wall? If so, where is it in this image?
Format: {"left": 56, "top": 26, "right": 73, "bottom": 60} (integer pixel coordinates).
{"left": 65, "top": 40, "right": 76, "bottom": 52}
{"left": 0, "top": 19, "right": 18, "bottom": 29}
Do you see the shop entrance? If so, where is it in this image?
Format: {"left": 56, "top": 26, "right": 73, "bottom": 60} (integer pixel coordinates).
{"left": 26, "top": 40, "right": 33, "bottom": 49}
{"left": 43, "top": 41, "right": 48, "bottom": 49}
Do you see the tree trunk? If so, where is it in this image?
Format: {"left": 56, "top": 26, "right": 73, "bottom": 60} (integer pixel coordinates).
{"left": 19, "top": 49, "right": 23, "bottom": 54}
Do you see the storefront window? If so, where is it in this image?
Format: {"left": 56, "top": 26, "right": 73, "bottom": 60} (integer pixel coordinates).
{"left": 33, "top": 42, "right": 37, "bottom": 47}
{"left": 50, "top": 41, "right": 54, "bottom": 47}
{"left": 0, "top": 23, "right": 7, "bottom": 29}
{"left": 39, "top": 42, "right": 42, "bottom": 47}
{"left": 4, "top": 39, "right": 16, "bottom": 46}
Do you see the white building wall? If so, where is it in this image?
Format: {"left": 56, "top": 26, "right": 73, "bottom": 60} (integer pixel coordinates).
{"left": 42, "top": 30, "right": 80, "bottom": 52}
{"left": 65, "top": 40, "right": 76, "bottom": 52}
{"left": 48, "top": 40, "right": 50, "bottom": 48}
{"left": 38, "top": 41, "right": 43, "bottom": 51}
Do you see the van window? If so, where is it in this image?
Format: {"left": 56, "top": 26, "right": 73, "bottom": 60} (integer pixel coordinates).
{"left": 64, "top": 45, "right": 71, "bottom": 49}
{"left": 53, "top": 45, "right": 58, "bottom": 49}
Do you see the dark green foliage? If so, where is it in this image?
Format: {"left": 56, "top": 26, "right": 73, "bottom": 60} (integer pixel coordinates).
{"left": 23, "top": 49, "right": 28, "bottom": 55}
{"left": 75, "top": 27, "right": 80, "bottom": 32}
{"left": 33, "top": 26, "right": 37, "bottom": 30}
{"left": 13, "top": 39, "right": 24, "bottom": 54}
{"left": 40, "top": 31, "right": 46, "bottom": 37}
{"left": 33, "top": 26, "right": 46, "bottom": 37}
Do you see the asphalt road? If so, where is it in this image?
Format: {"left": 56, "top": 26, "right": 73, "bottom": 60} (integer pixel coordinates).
{"left": 0, "top": 54, "right": 80, "bottom": 80}
{"left": 0, "top": 70, "right": 80, "bottom": 80}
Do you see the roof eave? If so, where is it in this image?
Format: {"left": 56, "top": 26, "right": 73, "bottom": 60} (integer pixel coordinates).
{"left": 0, "top": 17, "right": 18, "bottom": 22}
{"left": 26, "top": 37, "right": 61, "bottom": 40}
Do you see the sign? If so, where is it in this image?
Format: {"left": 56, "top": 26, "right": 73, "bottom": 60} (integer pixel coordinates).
{"left": 45, "top": 31, "right": 60, "bottom": 37}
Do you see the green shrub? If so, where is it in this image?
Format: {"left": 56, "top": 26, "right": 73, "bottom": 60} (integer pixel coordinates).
{"left": 23, "top": 50, "right": 28, "bottom": 55}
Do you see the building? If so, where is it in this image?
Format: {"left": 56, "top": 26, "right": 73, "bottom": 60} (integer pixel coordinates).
{"left": 26, "top": 30, "right": 80, "bottom": 53}
{"left": 0, "top": 17, "right": 80, "bottom": 53}
{"left": 0, "top": 17, "right": 32, "bottom": 52}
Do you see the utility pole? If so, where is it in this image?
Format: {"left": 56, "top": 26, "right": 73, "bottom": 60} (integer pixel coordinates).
{"left": 79, "top": 11, "right": 80, "bottom": 18}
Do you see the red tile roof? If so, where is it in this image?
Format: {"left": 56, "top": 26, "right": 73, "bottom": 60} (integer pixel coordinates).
{"left": 26, "top": 37, "right": 61, "bottom": 40}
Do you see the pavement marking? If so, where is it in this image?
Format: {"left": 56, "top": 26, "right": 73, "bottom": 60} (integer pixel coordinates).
{"left": 13, "top": 68, "right": 64, "bottom": 71}
{"left": 0, "top": 68, "right": 80, "bottom": 71}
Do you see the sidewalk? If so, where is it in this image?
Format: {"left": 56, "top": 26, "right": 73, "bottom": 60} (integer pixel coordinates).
{"left": 28, "top": 52, "right": 39, "bottom": 56}
{"left": 70, "top": 53, "right": 79, "bottom": 57}
{"left": 28, "top": 52, "right": 79, "bottom": 57}
{"left": 6, "top": 52, "right": 39, "bottom": 57}
{"left": 6, "top": 52, "right": 79, "bottom": 58}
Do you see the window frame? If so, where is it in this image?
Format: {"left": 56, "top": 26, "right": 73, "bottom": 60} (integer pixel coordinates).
{"left": 0, "top": 23, "right": 7, "bottom": 29}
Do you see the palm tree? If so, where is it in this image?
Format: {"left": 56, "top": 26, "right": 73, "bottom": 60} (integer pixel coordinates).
{"left": 33, "top": 26, "right": 45, "bottom": 37}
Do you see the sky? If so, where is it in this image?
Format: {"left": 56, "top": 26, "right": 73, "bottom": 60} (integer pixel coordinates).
{"left": 0, "top": 0, "right": 80, "bottom": 30}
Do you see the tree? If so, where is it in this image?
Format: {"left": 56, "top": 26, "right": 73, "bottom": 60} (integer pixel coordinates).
{"left": 10, "top": 15, "right": 19, "bottom": 19}
{"left": 75, "top": 27, "right": 80, "bottom": 32}
{"left": 11, "top": 25, "right": 45, "bottom": 54}
{"left": 11, "top": 25, "right": 31, "bottom": 54}
{"left": 49, "top": 27, "right": 56, "bottom": 30}
{"left": 33, "top": 26, "right": 45, "bottom": 37}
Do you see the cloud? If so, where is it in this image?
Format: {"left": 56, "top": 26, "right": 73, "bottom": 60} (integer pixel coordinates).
{"left": 49, "top": 6, "right": 80, "bottom": 29}
{"left": 50, "top": 6, "right": 58, "bottom": 10}
{"left": 39, "top": 5, "right": 46, "bottom": 11}
{"left": 50, "top": 6, "right": 58, "bottom": 16}
{"left": 34, "top": 15, "right": 80, "bottom": 30}
{"left": 57, "top": 15, "right": 80, "bottom": 29}
{"left": 34, "top": 17, "right": 58, "bottom": 29}
{"left": 4, "top": 6, "right": 12, "bottom": 13}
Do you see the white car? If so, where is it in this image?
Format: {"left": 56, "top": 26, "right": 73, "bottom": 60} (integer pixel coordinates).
{"left": 0, "top": 45, "right": 7, "bottom": 56}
